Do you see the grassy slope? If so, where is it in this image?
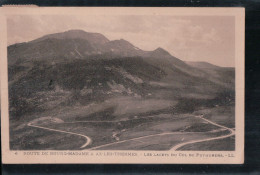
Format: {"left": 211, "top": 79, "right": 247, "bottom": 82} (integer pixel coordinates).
{"left": 8, "top": 54, "right": 235, "bottom": 150}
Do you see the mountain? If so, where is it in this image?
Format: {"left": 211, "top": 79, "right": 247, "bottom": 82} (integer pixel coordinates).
{"left": 8, "top": 30, "right": 212, "bottom": 81}
{"left": 7, "top": 30, "right": 235, "bottom": 119}
{"left": 7, "top": 30, "right": 184, "bottom": 65}
{"left": 32, "top": 29, "right": 109, "bottom": 45}
{"left": 8, "top": 30, "right": 200, "bottom": 73}
{"left": 186, "top": 61, "right": 235, "bottom": 89}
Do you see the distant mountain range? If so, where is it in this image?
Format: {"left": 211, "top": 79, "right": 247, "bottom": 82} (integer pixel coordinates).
{"left": 8, "top": 30, "right": 184, "bottom": 66}
{"left": 8, "top": 30, "right": 235, "bottom": 118}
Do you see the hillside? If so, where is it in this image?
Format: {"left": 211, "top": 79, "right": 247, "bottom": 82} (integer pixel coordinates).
{"left": 186, "top": 61, "right": 235, "bottom": 89}
{"left": 8, "top": 29, "right": 235, "bottom": 119}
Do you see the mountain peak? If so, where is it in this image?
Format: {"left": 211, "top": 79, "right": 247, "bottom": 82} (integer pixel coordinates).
{"left": 114, "top": 39, "right": 133, "bottom": 45}
{"left": 65, "top": 29, "right": 86, "bottom": 33}
{"left": 152, "top": 47, "right": 171, "bottom": 57}
{"left": 108, "top": 39, "right": 135, "bottom": 48}
{"left": 32, "top": 29, "right": 110, "bottom": 45}
{"left": 154, "top": 47, "right": 168, "bottom": 53}
{"left": 64, "top": 29, "right": 104, "bottom": 37}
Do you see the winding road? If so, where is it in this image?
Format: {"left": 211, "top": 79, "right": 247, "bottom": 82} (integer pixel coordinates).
{"left": 89, "top": 115, "right": 235, "bottom": 150}
{"left": 27, "top": 114, "right": 234, "bottom": 150}
{"left": 89, "top": 132, "right": 188, "bottom": 150}
{"left": 27, "top": 122, "right": 92, "bottom": 148}
{"left": 170, "top": 115, "right": 235, "bottom": 151}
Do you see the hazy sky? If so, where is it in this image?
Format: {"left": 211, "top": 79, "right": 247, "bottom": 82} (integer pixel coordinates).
{"left": 7, "top": 15, "right": 235, "bottom": 67}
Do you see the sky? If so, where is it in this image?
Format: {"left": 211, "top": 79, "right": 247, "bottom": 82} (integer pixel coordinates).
{"left": 7, "top": 15, "right": 235, "bottom": 67}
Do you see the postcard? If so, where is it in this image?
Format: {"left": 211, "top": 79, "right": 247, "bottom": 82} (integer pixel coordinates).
{"left": 0, "top": 7, "right": 244, "bottom": 164}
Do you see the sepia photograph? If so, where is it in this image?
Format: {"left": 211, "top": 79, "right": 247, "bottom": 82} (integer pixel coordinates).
{"left": 0, "top": 7, "right": 244, "bottom": 164}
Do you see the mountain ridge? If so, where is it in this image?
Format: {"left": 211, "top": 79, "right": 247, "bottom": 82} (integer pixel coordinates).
{"left": 8, "top": 29, "right": 235, "bottom": 90}
{"left": 9, "top": 30, "right": 226, "bottom": 68}
{"left": 8, "top": 29, "right": 227, "bottom": 69}
{"left": 31, "top": 29, "right": 110, "bottom": 45}
{"left": 8, "top": 30, "right": 188, "bottom": 67}
{"left": 7, "top": 30, "right": 202, "bottom": 66}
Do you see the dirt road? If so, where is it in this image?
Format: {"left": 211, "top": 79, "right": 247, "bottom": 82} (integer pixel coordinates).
{"left": 170, "top": 115, "right": 235, "bottom": 151}
{"left": 27, "top": 114, "right": 234, "bottom": 150}
{"left": 89, "top": 132, "right": 187, "bottom": 150}
{"left": 27, "top": 122, "right": 92, "bottom": 148}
